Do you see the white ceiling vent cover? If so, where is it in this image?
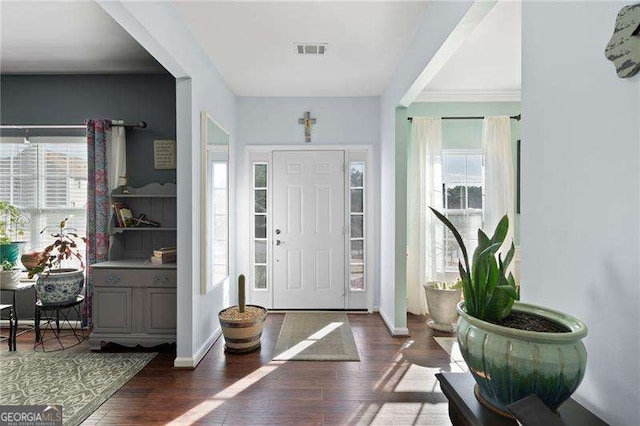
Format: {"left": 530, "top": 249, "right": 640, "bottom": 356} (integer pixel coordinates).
{"left": 296, "top": 43, "right": 328, "bottom": 55}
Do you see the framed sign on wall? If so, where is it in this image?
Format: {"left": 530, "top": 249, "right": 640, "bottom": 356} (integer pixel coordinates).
{"left": 153, "top": 139, "right": 177, "bottom": 170}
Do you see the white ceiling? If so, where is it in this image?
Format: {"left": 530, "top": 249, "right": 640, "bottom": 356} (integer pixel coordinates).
{"left": 174, "top": 1, "right": 430, "bottom": 97}
{"left": 0, "top": 1, "right": 164, "bottom": 74}
{"left": 418, "top": 0, "right": 521, "bottom": 101}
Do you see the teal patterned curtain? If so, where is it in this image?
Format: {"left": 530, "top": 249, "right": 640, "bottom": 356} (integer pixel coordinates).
{"left": 84, "top": 119, "right": 111, "bottom": 326}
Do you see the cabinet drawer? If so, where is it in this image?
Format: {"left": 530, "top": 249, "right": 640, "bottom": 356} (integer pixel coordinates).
{"left": 139, "top": 270, "right": 177, "bottom": 287}
{"left": 92, "top": 269, "right": 139, "bottom": 285}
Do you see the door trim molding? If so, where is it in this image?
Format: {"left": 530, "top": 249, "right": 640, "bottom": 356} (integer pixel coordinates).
{"left": 245, "top": 145, "right": 374, "bottom": 313}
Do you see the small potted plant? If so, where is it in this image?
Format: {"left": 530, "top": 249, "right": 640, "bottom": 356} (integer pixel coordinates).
{"left": 0, "top": 201, "right": 29, "bottom": 267}
{"left": 29, "top": 218, "right": 86, "bottom": 305}
{"left": 423, "top": 278, "right": 462, "bottom": 332}
{"left": 0, "top": 260, "right": 22, "bottom": 289}
{"left": 218, "top": 274, "right": 267, "bottom": 353}
{"left": 430, "top": 207, "right": 588, "bottom": 417}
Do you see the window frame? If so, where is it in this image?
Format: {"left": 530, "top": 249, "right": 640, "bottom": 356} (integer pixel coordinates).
{"left": 441, "top": 149, "right": 484, "bottom": 274}
{"left": 0, "top": 136, "right": 88, "bottom": 262}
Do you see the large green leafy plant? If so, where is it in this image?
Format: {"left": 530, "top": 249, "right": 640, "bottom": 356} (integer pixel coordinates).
{"left": 0, "top": 201, "right": 29, "bottom": 244}
{"left": 430, "top": 207, "right": 518, "bottom": 322}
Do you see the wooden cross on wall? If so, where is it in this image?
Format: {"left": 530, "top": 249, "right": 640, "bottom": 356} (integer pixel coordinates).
{"left": 298, "top": 111, "right": 316, "bottom": 143}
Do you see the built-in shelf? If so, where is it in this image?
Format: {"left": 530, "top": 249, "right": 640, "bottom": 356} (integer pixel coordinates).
{"left": 92, "top": 259, "right": 177, "bottom": 270}
{"left": 112, "top": 227, "right": 177, "bottom": 232}
{"left": 111, "top": 194, "right": 177, "bottom": 198}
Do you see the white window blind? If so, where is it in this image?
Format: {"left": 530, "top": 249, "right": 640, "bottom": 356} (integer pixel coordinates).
{"left": 0, "top": 137, "right": 87, "bottom": 261}
{"left": 441, "top": 150, "right": 484, "bottom": 273}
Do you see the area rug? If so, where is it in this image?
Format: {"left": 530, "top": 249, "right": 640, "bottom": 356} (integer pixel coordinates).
{"left": 273, "top": 312, "right": 360, "bottom": 361}
{"left": 0, "top": 351, "right": 156, "bottom": 426}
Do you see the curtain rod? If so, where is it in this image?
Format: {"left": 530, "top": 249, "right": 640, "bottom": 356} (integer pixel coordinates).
{"left": 0, "top": 120, "right": 147, "bottom": 130}
{"left": 407, "top": 114, "right": 521, "bottom": 122}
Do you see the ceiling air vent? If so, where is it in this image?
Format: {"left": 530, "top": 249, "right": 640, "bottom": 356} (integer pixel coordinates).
{"left": 295, "top": 43, "right": 328, "bottom": 55}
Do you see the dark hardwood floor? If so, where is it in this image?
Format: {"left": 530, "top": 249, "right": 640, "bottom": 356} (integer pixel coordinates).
{"left": 4, "top": 313, "right": 464, "bottom": 425}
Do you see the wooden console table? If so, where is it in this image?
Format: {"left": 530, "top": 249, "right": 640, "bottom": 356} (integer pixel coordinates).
{"left": 435, "top": 373, "right": 608, "bottom": 426}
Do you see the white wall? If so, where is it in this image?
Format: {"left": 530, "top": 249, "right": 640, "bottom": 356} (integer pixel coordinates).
{"left": 99, "top": 1, "right": 237, "bottom": 367}
{"left": 235, "top": 97, "right": 381, "bottom": 305}
{"left": 379, "top": 1, "right": 472, "bottom": 333}
{"left": 521, "top": 2, "right": 640, "bottom": 424}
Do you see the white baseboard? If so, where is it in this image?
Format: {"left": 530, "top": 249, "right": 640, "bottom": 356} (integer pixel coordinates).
{"left": 378, "top": 308, "right": 410, "bottom": 337}
{"left": 173, "top": 326, "right": 223, "bottom": 369}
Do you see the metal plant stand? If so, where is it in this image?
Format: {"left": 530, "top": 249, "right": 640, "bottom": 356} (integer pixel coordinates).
{"left": 34, "top": 295, "right": 86, "bottom": 352}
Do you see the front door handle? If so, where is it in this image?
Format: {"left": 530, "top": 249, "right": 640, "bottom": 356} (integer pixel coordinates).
{"left": 276, "top": 239, "right": 283, "bottom": 246}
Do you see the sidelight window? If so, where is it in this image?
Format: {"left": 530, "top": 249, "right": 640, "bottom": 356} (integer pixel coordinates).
{"left": 253, "top": 163, "right": 268, "bottom": 290}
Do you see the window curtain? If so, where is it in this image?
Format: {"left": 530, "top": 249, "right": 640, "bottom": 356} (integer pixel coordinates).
{"left": 109, "top": 126, "right": 127, "bottom": 190}
{"left": 407, "top": 117, "right": 443, "bottom": 315}
{"left": 84, "top": 119, "right": 112, "bottom": 325}
{"left": 482, "top": 116, "right": 515, "bottom": 255}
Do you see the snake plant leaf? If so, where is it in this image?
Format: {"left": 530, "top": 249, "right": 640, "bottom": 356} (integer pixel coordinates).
{"left": 430, "top": 208, "right": 517, "bottom": 322}
{"left": 502, "top": 242, "right": 515, "bottom": 270}
{"left": 489, "top": 215, "right": 509, "bottom": 245}
{"left": 496, "top": 284, "right": 519, "bottom": 300}
{"left": 429, "top": 207, "right": 469, "bottom": 271}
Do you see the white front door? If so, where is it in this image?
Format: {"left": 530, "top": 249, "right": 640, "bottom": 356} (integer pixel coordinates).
{"left": 272, "top": 151, "right": 345, "bottom": 309}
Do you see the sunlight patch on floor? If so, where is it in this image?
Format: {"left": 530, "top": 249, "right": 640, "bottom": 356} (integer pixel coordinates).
{"left": 167, "top": 362, "right": 284, "bottom": 425}
{"left": 274, "top": 321, "right": 343, "bottom": 360}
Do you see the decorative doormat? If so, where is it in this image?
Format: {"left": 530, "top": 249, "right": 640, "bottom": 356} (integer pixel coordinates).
{"left": 273, "top": 313, "right": 360, "bottom": 361}
{"left": 0, "top": 351, "right": 156, "bottom": 426}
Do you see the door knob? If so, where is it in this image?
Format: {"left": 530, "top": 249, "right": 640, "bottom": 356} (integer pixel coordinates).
{"left": 276, "top": 239, "right": 283, "bottom": 246}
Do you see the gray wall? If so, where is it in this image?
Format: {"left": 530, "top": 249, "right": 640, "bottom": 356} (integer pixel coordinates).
{"left": 1, "top": 74, "right": 176, "bottom": 187}
{"left": 1, "top": 73, "right": 176, "bottom": 320}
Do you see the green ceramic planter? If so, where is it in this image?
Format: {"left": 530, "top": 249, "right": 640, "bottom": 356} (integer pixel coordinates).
{"left": 456, "top": 301, "right": 587, "bottom": 415}
{"left": 0, "top": 242, "right": 24, "bottom": 267}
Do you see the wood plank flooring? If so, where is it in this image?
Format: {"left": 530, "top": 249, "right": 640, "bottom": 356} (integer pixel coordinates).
{"left": 3, "top": 313, "right": 464, "bottom": 425}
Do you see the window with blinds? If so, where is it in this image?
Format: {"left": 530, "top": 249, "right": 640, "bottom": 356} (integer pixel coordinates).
{"left": 0, "top": 136, "right": 88, "bottom": 261}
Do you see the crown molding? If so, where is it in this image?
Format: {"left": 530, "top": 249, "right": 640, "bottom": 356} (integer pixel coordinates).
{"left": 414, "top": 89, "right": 521, "bottom": 103}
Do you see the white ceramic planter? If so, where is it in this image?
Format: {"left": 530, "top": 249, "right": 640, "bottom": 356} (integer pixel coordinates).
{"left": 424, "top": 282, "right": 462, "bottom": 332}
{"left": 0, "top": 269, "right": 22, "bottom": 290}
{"left": 35, "top": 268, "right": 85, "bottom": 305}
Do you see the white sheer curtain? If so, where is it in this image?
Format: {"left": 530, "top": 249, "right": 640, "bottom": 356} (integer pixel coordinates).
{"left": 482, "top": 116, "right": 515, "bottom": 252}
{"left": 407, "top": 117, "right": 443, "bottom": 315}
{"left": 108, "top": 126, "right": 127, "bottom": 190}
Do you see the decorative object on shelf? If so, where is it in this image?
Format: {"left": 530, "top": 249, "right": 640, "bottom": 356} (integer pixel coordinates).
{"left": 605, "top": 3, "right": 640, "bottom": 78}
{"left": 153, "top": 139, "right": 176, "bottom": 170}
{"left": 150, "top": 246, "right": 176, "bottom": 264}
{"left": 30, "top": 218, "right": 86, "bottom": 306}
{"left": 430, "top": 207, "right": 588, "bottom": 417}
{"left": 131, "top": 214, "right": 161, "bottom": 228}
{"left": 0, "top": 201, "right": 29, "bottom": 267}
{"left": 218, "top": 274, "right": 267, "bottom": 353}
{"left": 119, "top": 175, "right": 130, "bottom": 194}
{"left": 423, "top": 279, "right": 462, "bottom": 332}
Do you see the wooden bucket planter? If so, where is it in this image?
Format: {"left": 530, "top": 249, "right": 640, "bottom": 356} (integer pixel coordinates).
{"left": 218, "top": 304, "right": 268, "bottom": 353}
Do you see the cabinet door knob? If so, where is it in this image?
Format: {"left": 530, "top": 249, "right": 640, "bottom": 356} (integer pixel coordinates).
{"left": 115, "top": 276, "right": 121, "bottom": 282}
{"left": 154, "top": 276, "right": 160, "bottom": 282}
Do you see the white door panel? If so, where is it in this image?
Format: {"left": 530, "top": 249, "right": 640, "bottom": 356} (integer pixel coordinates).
{"left": 273, "top": 151, "right": 345, "bottom": 309}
